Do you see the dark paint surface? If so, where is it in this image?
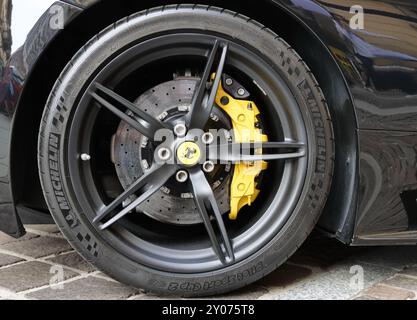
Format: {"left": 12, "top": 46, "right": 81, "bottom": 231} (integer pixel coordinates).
{"left": 276, "top": 0, "right": 417, "bottom": 238}
{"left": 281, "top": 0, "right": 417, "bottom": 131}
{"left": 357, "top": 130, "right": 417, "bottom": 237}
{"left": 0, "top": 1, "right": 81, "bottom": 235}
{"left": 0, "top": 0, "right": 416, "bottom": 242}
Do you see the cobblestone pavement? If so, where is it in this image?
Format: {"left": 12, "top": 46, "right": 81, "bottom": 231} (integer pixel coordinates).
{"left": 0, "top": 225, "right": 417, "bottom": 300}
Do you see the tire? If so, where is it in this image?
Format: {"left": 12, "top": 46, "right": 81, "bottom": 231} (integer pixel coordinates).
{"left": 38, "top": 5, "right": 334, "bottom": 297}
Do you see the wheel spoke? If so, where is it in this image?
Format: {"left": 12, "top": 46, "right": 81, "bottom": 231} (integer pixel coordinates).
{"left": 189, "top": 168, "right": 235, "bottom": 265}
{"left": 188, "top": 40, "right": 229, "bottom": 129}
{"left": 90, "top": 83, "right": 166, "bottom": 139}
{"left": 94, "top": 164, "right": 178, "bottom": 230}
{"left": 209, "top": 141, "right": 306, "bottom": 163}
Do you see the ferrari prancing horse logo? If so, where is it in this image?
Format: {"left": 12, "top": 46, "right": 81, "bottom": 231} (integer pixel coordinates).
{"left": 177, "top": 142, "right": 202, "bottom": 166}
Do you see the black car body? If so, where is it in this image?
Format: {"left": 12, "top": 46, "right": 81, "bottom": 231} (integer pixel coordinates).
{"left": 1, "top": 0, "right": 417, "bottom": 295}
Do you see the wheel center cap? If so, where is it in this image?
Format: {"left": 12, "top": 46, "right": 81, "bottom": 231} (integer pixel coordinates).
{"left": 177, "top": 142, "right": 201, "bottom": 166}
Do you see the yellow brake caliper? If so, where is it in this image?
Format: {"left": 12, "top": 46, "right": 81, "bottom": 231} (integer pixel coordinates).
{"left": 213, "top": 75, "right": 268, "bottom": 220}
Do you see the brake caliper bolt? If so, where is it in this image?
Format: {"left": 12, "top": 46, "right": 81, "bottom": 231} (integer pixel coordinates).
{"left": 174, "top": 123, "right": 187, "bottom": 137}
{"left": 157, "top": 147, "right": 171, "bottom": 162}
{"left": 220, "top": 96, "right": 229, "bottom": 106}
{"left": 225, "top": 78, "right": 233, "bottom": 86}
{"left": 238, "top": 88, "right": 246, "bottom": 96}
{"left": 203, "top": 161, "right": 215, "bottom": 173}
{"left": 81, "top": 154, "right": 91, "bottom": 161}
{"left": 176, "top": 170, "right": 189, "bottom": 183}
{"left": 202, "top": 132, "right": 214, "bottom": 145}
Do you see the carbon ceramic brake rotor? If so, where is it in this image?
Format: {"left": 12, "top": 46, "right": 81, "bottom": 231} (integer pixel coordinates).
{"left": 112, "top": 77, "right": 231, "bottom": 225}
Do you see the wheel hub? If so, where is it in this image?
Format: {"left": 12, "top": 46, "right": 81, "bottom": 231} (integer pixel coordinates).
{"left": 177, "top": 141, "right": 201, "bottom": 166}
{"left": 112, "top": 73, "right": 269, "bottom": 224}
{"left": 112, "top": 76, "right": 231, "bottom": 225}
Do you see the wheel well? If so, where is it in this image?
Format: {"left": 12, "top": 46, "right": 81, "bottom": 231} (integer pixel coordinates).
{"left": 11, "top": 0, "right": 358, "bottom": 241}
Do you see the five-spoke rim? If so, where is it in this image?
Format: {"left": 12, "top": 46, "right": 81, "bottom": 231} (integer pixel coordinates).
{"left": 66, "top": 33, "right": 309, "bottom": 272}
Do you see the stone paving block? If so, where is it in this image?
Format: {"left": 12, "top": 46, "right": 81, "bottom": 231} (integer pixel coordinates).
{"left": 26, "top": 225, "right": 61, "bottom": 234}
{"left": 352, "top": 246, "right": 417, "bottom": 270}
{"left": 0, "top": 253, "right": 24, "bottom": 267}
{"left": 47, "top": 252, "right": 96, "bottom": 273}
{"left": 353, "top": 295, "right": 380, "bottom": 300}
{"left": 0, "top": 261, "right": 78, "bottom": 292}
{"left": 400, "top": 267, "right": 417, "bottom": 278}
{"left": 360, "top": 284, "right": 415, "bottom": 300}
{"left": 135, "top": 284, "right": 268, "bottom": 300}
{"left": 270, "top": 261, "right": 397, "bottom": 300}
{"left": 0, "top": 232, "right": 38, "bottom": 245}
{"left": 381, "top": 275, "right": 417, "bottom": 292}
{"left": 207, "top": 285, "right": 268, "bottom": 300}
{"left": 0, "top": 236, "right": 72, "bottom": 258}
{"left": 131, "top": 294, "right": 181, "bottom": 300}
{"left": 93, "top": 272, "right": 113, "bottom": 280}
{"left": 257, "top": 263, "right": 313, "bottom": 288}
{"left": 27, "top": 276, "right": 139, "bottom": 300}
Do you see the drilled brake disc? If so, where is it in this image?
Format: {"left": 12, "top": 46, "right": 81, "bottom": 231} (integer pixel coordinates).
{"left": 112, "top": 77, "right": 231, "bottom": 225}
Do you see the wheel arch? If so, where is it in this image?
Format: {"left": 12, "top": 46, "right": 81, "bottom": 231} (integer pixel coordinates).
{"left": 11, "top": 0, "right": 358, "bottom": 242}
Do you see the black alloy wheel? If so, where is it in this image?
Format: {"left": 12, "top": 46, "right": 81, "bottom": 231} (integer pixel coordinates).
{"left": 38, "top": 5, "right": 334, "bottom": 296}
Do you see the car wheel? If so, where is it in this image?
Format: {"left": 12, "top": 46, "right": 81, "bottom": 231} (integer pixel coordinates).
{"left": 38, "top": 5, "right": 334, "bottom": 297}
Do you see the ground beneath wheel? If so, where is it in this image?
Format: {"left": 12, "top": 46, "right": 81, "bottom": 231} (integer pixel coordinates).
{"left": 0, "top": 225, "right": 416, "bottom": 300}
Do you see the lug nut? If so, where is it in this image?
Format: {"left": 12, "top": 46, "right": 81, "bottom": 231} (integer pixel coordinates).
{"left": 174, "top": 123, "right": 187, "bottom": 137}
{"left": 203, "top": 161, "right": 215, "bottom": 173}
{"left": 238, "top": 88, "right": 246, "bottom": 96}
{"left": 80, "top": 153, "right": 91, "bottom": 161}
{"left": 225, "top": 78, "right": 233, "bottom": 86}
{"left": 176, "top": 170, "right": 189, "bottom": 183}
{"left": 202, "top": 132, "right": 214, "bottom": 145}
{"left": 157, "top": 147, "right": 171, "bottom": 162}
